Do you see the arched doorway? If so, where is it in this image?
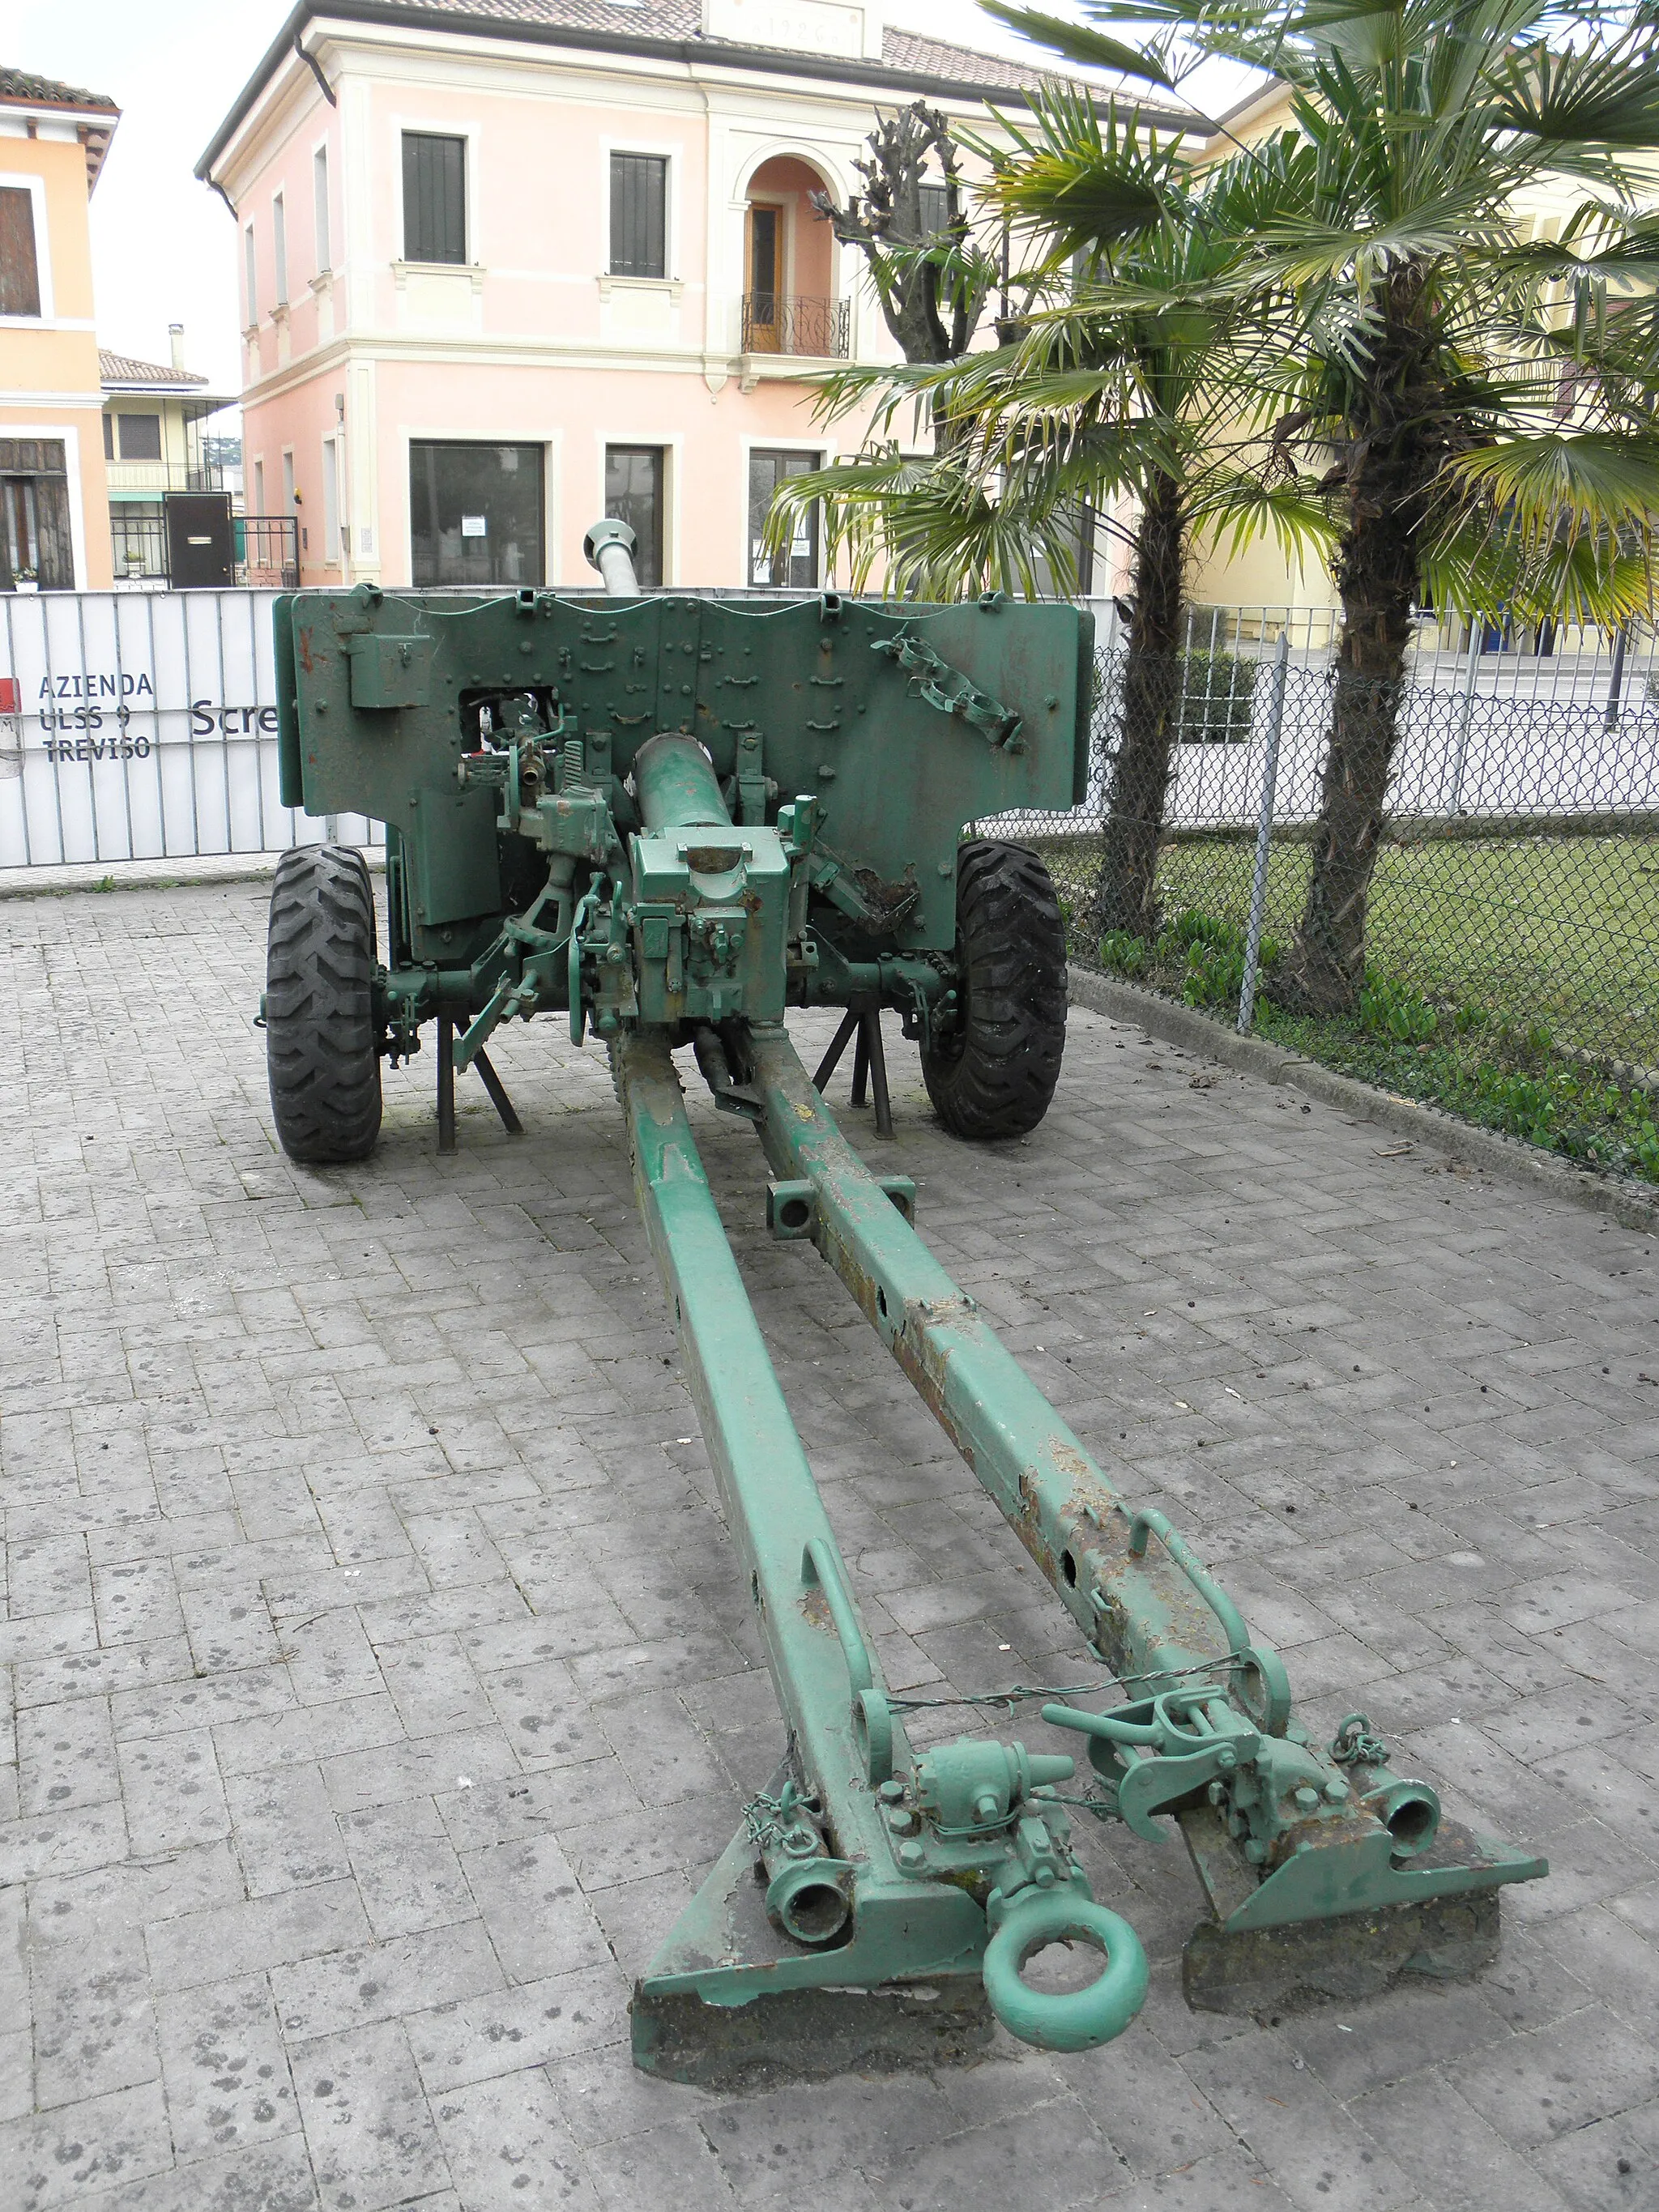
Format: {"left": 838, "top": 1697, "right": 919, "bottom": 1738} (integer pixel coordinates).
{"left": 742, "top": 156, "right": 847, "bottom": 359}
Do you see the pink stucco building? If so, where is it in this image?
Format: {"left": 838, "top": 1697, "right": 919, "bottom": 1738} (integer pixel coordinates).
{"left": 198, "top": 1, "right": 1151, "bottom": 594}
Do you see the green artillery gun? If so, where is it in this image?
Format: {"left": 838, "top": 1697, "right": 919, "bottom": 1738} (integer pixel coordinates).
{"left": 263, "top": 519, "right": 1543, "bottom": 2086}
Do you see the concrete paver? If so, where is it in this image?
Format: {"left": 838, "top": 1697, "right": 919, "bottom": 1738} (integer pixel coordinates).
{"left": 1, "top": 879, "right": 1657, "bottom": 2210}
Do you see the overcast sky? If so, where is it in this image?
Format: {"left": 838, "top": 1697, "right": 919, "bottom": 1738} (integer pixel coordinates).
{"left": 10, "top": 2, "right": 1240, "bottom": 405}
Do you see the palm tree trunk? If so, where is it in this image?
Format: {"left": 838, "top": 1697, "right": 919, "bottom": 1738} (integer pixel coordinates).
{"left": 1277, "top": 495, "right": 1417, "bottom": 1013}
{"left": 1093, "top": 471, "right": 1186, "bottom": 939}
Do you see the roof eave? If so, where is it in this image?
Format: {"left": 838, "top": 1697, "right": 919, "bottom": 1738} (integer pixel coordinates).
{"left": 196, "top": 1, "right": 1199, "bottom": 183}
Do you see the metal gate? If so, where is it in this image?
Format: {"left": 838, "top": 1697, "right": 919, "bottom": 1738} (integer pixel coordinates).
{"left": 0, "top": 587, "right": 378, "bottom": 867}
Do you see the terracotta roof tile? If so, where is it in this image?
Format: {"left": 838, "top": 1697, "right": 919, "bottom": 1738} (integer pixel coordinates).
{"left": 331, "top": 2, "right": 1144, "bottom": 100}
{"left": 99, "top": 349, "right": 208, "bottom": 388}
{"left": 0, "top": 65, "right": 118, "bottom": 112}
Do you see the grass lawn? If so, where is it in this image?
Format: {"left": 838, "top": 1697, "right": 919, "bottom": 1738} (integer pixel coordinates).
{"left": 1038, "top": 831, "right": 1659, "bottom": 1078}
{"left": 1030, "top": 829, "right": 1659, "bottom": 1185}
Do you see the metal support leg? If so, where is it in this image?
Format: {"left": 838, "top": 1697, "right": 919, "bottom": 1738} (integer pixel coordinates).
{"left": 850, "top": 1020, "right": 870, "bottom": 1106}
{"left": 472, "top": 1047, "right": 522, "bottom": 1136}
{"left": 811, "top": 1009, "right": 860, "bottom": 1094}
{"left": 437, "top": 1017, "right": 456, "bottom": 1156}
{"left": 864, "top": 1009, "right": 893, "bottom": 1139}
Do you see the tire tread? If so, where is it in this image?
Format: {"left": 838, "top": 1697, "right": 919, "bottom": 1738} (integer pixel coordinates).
{"left": 920, "top": 839, "right": 1067, "bottom": 1141}
{"left": 265, "top": 844, "right": 382, "bottom": 1163}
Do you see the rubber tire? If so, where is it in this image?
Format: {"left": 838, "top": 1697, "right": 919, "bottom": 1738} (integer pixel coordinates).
{"left": 920, "top": 839, "right": 1067, "bottom": 1141}
{"left": 266, "top": 844, "right": 382, "bottom": 1163}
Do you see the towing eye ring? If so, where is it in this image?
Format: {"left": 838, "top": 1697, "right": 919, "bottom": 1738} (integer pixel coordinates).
{"left": 982, "top": 1889, "right": 1149, "bottom": 2052}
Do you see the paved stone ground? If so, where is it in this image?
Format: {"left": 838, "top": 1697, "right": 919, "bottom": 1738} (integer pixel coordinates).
{"left": 2, "top": 880, "right": 1657, "bottom": 2212}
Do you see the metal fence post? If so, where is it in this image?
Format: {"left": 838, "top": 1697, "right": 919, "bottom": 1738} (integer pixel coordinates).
{"left": 1448, "top": 613, "right": 1480, "bottom": 813}
{"left": 1605, "top": 625, "right": 1629, "bottom": 730}
{"left": 1237, "top": 629, "right": 1290, "bottom": 1034}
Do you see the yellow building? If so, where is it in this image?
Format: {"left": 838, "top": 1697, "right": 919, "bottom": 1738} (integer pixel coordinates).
{"left": 102, "top": 333, "right": 237, "bottom": 584}
{"left": 0, "top": 66, "right": 119, "bottom": 591}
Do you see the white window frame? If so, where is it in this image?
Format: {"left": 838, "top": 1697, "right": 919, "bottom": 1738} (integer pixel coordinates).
{"left": 313, "top": 143, "right": 331, "bottom": 275}
{"left": 322, "top": 435, "right": 340, "bottom": 565}
{"left": 598, "top": 431, "right": 679, "bottom": 586}
{"left": 601, "top": 139, "right": 681, "bottom": 284}
{"left": 0, "top": 173, "right": 53, "bottom": 324}
{"left": 243, "top": 222, "right": 258, "bottom": 326}
{"left": 393, "top": 117, "right": 481, "bottom": 269}
{"left": 740, "top": 437, "right": 828, "bottom": 587}
{"left": 271, "top": 192, "right": 288, "bottom": 307}
{"left": 252, "top": 457, "right": 265, "bottom": 514}
{"left": 400, "top": 428, "right": 556, "bottom": 589}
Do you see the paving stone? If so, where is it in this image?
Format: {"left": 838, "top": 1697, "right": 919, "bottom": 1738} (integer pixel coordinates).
{"left": 270, "top": 1917, "right": 505, "bottom": 2042}
{"left": 407, "top": 1962, "right": 630, "bottom": 2094}
{"left": 458, "top": 1831, "right": 612, "bottom": 1982}
{"left": 1, "top": 2078, "right": 173, "bottom": 2210}
{"left": 6, "top": 893, "right": 1659, "bottom": 2211}
{"left": 83, "top": 2134, "right": 320, "bottom": 2212}
{"left": 1179, "top": 2033, "right": 1421, "bottom": 2212}
{"left": 155, "top": 1973, "right": 298, "bottom": 2157}
{"left": 1533, "top": 2097, "right": 1659, "bottom": 2211}
{"left": 292, "top": 2019, "right": 450, "bottom": 2212}
{"left": 430, "top": 2067, "right": 599, "bottom": 2210}
{"left": 1450, "top": 2005, "right": 1659, "bottom": 2147}
{"left": 1350, "top": 2074, "right": 1570, "bottom": 2212}
{"left": 145, "top": 1879, "right": 373, "bottom": 1993}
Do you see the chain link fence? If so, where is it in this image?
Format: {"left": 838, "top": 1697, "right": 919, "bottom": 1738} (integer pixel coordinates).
{"left": 991, "top": 611, "right": 1659, "bottom": 1179}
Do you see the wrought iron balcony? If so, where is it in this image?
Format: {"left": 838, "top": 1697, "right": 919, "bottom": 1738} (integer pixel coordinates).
{"left": 740, "top": 292, "right": 850, "bottom": 360}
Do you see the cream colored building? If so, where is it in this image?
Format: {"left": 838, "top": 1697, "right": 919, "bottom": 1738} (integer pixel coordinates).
{"left": 101, "top": 333, "right": 237, "bottom": 583}
{"left": 0, "top": 66, "right": 120, "bottom": 591}
{"left": 197, "top": 0, "right": 1195, "bottom": 593}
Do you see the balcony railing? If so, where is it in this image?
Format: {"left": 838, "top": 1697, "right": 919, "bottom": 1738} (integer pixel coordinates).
{"left": 741, "top": 292, "right": 850, "bottom": 360}
{"left": 110, "top": 510, "right": 299, "bottom": 590}
{"left": 105, "top": 458, "right": 228, "bottom": 497}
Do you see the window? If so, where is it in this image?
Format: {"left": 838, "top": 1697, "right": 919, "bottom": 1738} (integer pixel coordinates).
{"left": 322, "top": 437, "right": 340, "bottom": 563}
{"left": 918, "top": 181, "right": 952, "bottom": 237}
{"left": 272, "top": 193, "right": 288, "bottom": 306}
{"left": 409, "top": 441, "right": 544, "bottom": 587}
{"left": 313, "top": 147, "right": 331, "bottom": 274}
{"left": 244, "top": 224, "right": 257, "bottom": 324}
{"left": 609, "top": 153, "right": 667, "bottom": 279}
{"left": 747, "top": 204, "right": 779, "bottom": 351}
{"left": 604, "top": 445, "right": 663, "bottom": 586}
{"left": 253, "top": 459, "right": 265, "bottom": 513}
{"left": 282, "top": 450, "right": 296, "bottom": 515}
{"left": 0, "top": 439, "right": 73, "bottom": 587}
{"left": 102, "top": 412, "right": 114, "bottom": 460}
{"left": 117, "top": 414, "right": 163, "bottom": 462}
{"left": 403, "top": 132, "right": 467, "bottom": 265}
{"left": 748, "top": 450, "right": 820, "bottom": 588}
{"left": 0, "top": 187, "right": 41, "bottom": 317}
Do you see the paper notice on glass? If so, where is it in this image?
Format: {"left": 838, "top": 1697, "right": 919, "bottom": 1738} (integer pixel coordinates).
{"left": 461, "top": 514, "right": 488, "bottom": 538}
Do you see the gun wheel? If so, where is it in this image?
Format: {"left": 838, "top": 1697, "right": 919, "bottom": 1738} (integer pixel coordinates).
{"left": 266, "top": 844, "right": 383, "bottom": 1163}
{"left": 921, "top": 839, "right": 1067, "bottom": 1141}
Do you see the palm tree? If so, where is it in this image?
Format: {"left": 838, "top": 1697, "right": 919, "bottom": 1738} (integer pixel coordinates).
{"left": 769, "top": 90, "right": 1333, "bottom": 936}
{"left": 988, "top": 0, "right": 1659, "bottom": 1011}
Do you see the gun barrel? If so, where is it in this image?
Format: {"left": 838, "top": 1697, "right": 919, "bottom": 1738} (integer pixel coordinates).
{"left": 582, "top": 514, "right": 641, "bottom": 597}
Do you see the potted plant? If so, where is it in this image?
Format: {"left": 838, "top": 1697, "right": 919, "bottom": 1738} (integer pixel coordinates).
{"left": 13, "top": 567, "right": 38, "bottom": 594}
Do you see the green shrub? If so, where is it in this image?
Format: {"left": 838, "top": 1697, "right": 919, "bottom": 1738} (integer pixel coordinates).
{"left": 1098, "top": 930, "right": 1148, "bottom": 977}
{"left": 1358, "top": 974, "right": 1439, "bottom": 1043}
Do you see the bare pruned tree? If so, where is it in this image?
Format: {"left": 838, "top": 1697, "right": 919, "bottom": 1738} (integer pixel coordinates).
{"left": 812, "top": 102, "right": 995, "bottom": 378}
